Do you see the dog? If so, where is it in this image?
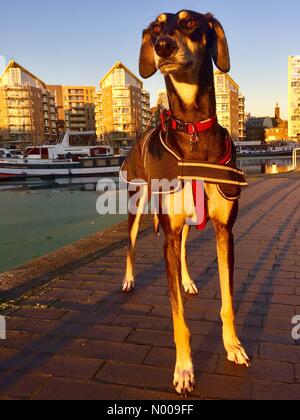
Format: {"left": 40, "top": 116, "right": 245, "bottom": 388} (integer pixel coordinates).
{"left": 121, "top": 10, "right": 250, "bottom": 396}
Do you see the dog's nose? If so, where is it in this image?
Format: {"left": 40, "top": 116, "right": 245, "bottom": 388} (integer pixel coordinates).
{"left": 155, "top": 37, "right": 177, "bottom": 58}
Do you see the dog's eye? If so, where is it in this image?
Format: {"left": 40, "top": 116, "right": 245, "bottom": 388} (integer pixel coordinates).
{"left": 152, "top": 24, "right": 162, "bottom": 35}
{"left": 186, "top": 18, "right": 198, "bottom": 30}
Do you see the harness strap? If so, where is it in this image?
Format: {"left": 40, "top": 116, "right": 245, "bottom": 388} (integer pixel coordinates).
{"left": 178, "top": 161, "right": 248, "bottom": 186}
{"left": 192, "top": 180, "right": 207, "bottom": 231}
{"left": 219, "top": 137, "right": 233, "bottom": 165}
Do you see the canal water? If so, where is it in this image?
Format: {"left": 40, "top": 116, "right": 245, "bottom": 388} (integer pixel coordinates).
{"left": 0, "top": 156, "right": 298, "bottom": 274}
{"left": 0, "top": 179, "right": 127, "bottom": 273}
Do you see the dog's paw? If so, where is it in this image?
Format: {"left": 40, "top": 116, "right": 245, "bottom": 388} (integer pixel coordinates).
{"left": 173, "top": 366, "right": 195, "bottom": 397}
{"left": 122, "top": 279, "right": 135, "bottom": 293}
{"left": 226, "top": 342, "right": 251, "bottom": 367}
{"left": 182, "top": 280, "right": 199, "bottom": 295}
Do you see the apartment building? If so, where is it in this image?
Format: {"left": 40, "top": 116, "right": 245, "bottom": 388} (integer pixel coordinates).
{"left": 48, "top": 85, "right": 96, "bottom": 133}
{"left": 238, "top": 94, "right": 246, "bottom": 141}
{"left": 288, "top": 56, "right": 300, "bottom": 140}
{"left": 142, "top": 90, "right": 151, "bottom": 132}
{"left": 0, "top": 60, "right": 57, "bottom": 147}
{"left": 95, "top": 62, "right": 150, "bottom": 145}
{"left": 214, "top": 70, "right": 240, "bottom": 142}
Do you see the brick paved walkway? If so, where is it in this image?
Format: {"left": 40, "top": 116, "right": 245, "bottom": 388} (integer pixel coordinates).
{"left": 0, "top": 174, "right": 300, "bottom": 400}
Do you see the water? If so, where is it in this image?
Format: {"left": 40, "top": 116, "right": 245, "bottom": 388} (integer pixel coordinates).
{"left": 0, "top": 157, "right": 298, "bottom": 273}
{"left": 0, "top": 179, "right": 126, "bottom": 273}
{"left": 238, "top": 156, "right": 296, "bottom": 176}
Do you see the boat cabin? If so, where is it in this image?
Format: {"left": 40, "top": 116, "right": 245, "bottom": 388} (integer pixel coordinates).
{"left": 23, "top": 131, "right": 113, "bottom": 161}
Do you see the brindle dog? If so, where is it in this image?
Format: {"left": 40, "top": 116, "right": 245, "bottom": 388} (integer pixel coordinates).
{"left": 122, "top": 10, "right": 250, "bottom": 396}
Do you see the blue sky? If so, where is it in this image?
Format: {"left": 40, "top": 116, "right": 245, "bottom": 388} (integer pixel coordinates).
{"left": 1, "top": 0, "right": 299, "bottom": 118}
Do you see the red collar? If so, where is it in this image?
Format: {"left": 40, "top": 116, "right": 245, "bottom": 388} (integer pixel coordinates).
{"left": 160, "top": 109, "right": 217, "bottom": 136}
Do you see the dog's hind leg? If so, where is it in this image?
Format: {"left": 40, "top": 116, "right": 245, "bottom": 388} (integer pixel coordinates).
{"left": 208, "top": 186, "right": 250, "bottom": 367}
{"left": 160, "top": 216, "right": 195, "bottom": 396}
{"left": 122, "top": 187, "right": 148, "bottom": 293}
{"left": 214, "top": 219, "right": 250, "bottom": 367}
{"left": 181, "top": 224, "right": 198, "bottom": 295}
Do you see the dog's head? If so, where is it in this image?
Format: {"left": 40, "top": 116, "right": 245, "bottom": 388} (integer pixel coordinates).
{"left": 139, "top": 10, "right": 230, "bottom": 79}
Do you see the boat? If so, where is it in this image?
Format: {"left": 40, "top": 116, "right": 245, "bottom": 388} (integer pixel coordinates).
{"left": 237, "top": 142, "right": 300, "bottom": 158}
{"left": 0, "top": 131, "right": 125, "bottom": 181}
{"left": 0, "top": 148, "right": 23, "bottom": 159}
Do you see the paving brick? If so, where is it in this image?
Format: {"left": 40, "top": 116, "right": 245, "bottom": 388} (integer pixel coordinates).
{"left": 130, "top": 294, "right": 170, "bottom": 306}
{"left": 60, "top": 310, "right": 117, "bottom": 325}
{"left": 78, "top": 340, "right": 150, "bottom": 364}
{"left": 49, "top": 279, "right": 84, "bottom": 289}
{"left": 0, "top": 331, "right": 31, "bottom": 349}
{"left": 74, "top": 267, "right": 104, "bottom": 275}
{"left": 260, "top": 343, "right": 300, "bottom": 362}
{"left": 193, "top": 373, "right": 252, "bottom": 400}
{"left": 0, "top": 348, "right": 37, "bottom": 372}
{"left": 23, "top": 335, "right": 86, "bottom": 355}
{"left": 112, "top": 315, "right": 170, "bottom": 331}
{"left": 33, "top": 377, "right": 123, "bottom": 400}
{"left": 241, "top": 326, "right": 295, "bottom": 345}
{"left": 246, "top": 285, "right": 295, "bottom": 296}
{"left": 271, "top": 294, "right": 300, "bottom": 306}
{"left": 216, "top": 355, "right": 294, "bottom": 382}
{"left": 98, "top": 303, "right": 153, "bottom": 317}
{"left": 78, "top": 281, "right": 121, "bottom": 292}
{"left": 185, "top": 298, "right": 221, "bottom": 312}
{"left": 126, "top": 329, "right": 174, "bottom": 348}
{"left": 52, "top": 301, "right": 100, "bottom": 312}
{"left": 252, "top": 380, "right": 300, "bottom": 400}
{"left": 119, "top": 387, "right": 185, "bottom": 401}
{"left": 137, "top": 286, "right": 168, "bottom": 296}
{"left": 52, "top": 323, "right": 132, "bottom": 342}
{"left": 0, "top": 372, "right": 50, "bottom": 399}
{"left": 14, "top": 319, "right": 60, "bottom": 335}
{"left": 295, "top": 363, "right": 300, "bottom": 383}
{"left": 25, "top": 354, "right": 103, "bottom": 380}
{"left": 263, "top": 315, "right": 295, "bottom": 331}
{"left": 96, "top": 361, "right": 173, "bottom": 390}
{"left": 42, "top": 289, "right": 92, "bottom": 302}
{"left": 5, "top": 317, "right": 26, "bottom": 332}
{"left": 237, "top": 302, "right": 295, "bottom": 317}
{"left": 11, "top": 308, "right": 66, "bottom": 321}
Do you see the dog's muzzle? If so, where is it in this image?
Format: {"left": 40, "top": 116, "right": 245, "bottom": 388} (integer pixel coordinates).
{"left": 155, "top": 37, "right": 178, "bottom": 58}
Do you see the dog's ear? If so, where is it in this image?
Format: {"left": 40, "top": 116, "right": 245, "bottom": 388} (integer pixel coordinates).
{"left": 205, "top": 14, "right": 230, "bottom": 73}
{"left": 139, "top": 30, "right": 157, "bottom": 79}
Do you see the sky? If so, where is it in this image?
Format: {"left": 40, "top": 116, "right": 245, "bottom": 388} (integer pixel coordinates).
{"left": 0, "top": 0, "right": 300, "bottom": 119}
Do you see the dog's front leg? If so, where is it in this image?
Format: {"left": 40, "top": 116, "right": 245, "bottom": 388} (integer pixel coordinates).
{"left": 213, "top": 219, "right": 250, "bottom": 367}
{"left": 123, "top": 187, "right": 147, "bottom": 293}
{"left": 181, "top": 224, "right": 198, "bottom": 295}
{"left": 162, "top": 220, "right": 195, "bottom": 396}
